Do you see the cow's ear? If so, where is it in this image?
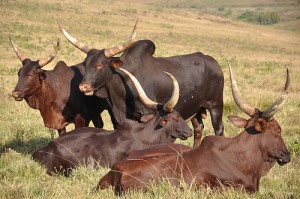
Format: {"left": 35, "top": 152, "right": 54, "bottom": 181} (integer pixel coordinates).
{"left": 158, "top": 118, "right": 168, "bottom": 127}
{"left": 140, "top": 114, "right": 155, "bottom": 123}
{"left": 110, "top": 58, "right": 123, "bottom": 69}
{"left": 228, "top": 115, "right": 248, "bottom": 128}
{"left": 37, "top": 68, "right": 46, "bottom": 80}
{"left": 255, "top": 118, "right": 267, "bottom": 132}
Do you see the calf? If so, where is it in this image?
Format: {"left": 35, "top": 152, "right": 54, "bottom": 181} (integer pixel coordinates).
{"left": 98, "top": 64, "right": 291, "bottom": 194}
{"left": 32, "top": 69, "right": 192, "bottom": 176}
{"left": 9, "top": 38, "right": 116, "bottom": 135}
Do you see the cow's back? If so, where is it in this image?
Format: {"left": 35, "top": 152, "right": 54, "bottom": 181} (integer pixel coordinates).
{"left": 127, "top": 143, "right": 192, "bottom": 159}
{"left": 120, "top": 40, "right": 224, "bottom": 120}
{"left": 50, "top": 61, "right": 88, "bottom": 122}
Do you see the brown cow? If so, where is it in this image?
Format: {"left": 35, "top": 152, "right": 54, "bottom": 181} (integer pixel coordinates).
{"left": 10, "top": 38, "right": 116, "bottom": 135}
{"left": 126, "top": 143, "right": 192, "bottom": 159}
{"left": 32, "top": 69, "right": 192, "bottom": 176}
{"left": 98, "top": 64, "right": 291, "bottom": 194}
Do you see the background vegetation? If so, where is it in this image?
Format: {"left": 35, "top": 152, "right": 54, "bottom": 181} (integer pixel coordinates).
{"left": 0, "top": 0, "right": 299, "bottom": 198}
{"left": 238, "top": 10, "right": 280, "bottom": 25}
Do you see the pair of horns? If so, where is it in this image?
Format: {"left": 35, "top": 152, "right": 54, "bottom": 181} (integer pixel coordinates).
{"left": 228, "top": 61, "right": 290, "bottom": 120}
{"left": 9, "top": 37, "right": 59, "bottom": 67}
{"left": 58, "top": 18, "right": 138, "bottom": 58}
{"left": 119, "top": 68, "right": 179, "bottom": 113}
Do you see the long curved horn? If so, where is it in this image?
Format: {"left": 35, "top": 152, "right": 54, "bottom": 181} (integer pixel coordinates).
{"left": 228, "top": 61, "right": 256, "bottom": 116}
{"left": 262, "top": 69, "right": 290, "bottom": 120}
{"left": 9, "top": 37, "right": 27, "bottom": 62}
{"left": 118, "top": 68, "right": 158, "bottom": 110}
{"left": 58, "top": 21, "right": 92, "bottom": 54}
{"left": 38, "top": 39, "right": 60, "bottom": 67}
{"left": 104, "top": 18, "right": 138, "bottom": 58}
{"left": 162, "top": 71, "right": 179, "bottom": 112}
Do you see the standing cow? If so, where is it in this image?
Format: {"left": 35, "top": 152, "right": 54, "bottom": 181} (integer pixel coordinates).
{"left": 10, "top": 38, "right": 116, "bottom": 135}
{"left": 98, "top": 65, "right": 291, "bottom": 194}
{"left": 59, "top": 20, "right": 224, "bottom": 147}
{"left": 32, "top": 69, "right": 192, "bottom": 176}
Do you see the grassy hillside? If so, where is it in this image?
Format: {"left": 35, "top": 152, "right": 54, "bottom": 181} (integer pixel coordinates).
{"left": 0, "top": 0, "right": 299, "bottom": 198}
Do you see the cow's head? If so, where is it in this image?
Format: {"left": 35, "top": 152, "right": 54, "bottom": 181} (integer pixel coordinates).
{"left": 119, "top": 68, "right": 192, "bottom": 140}
{"left": 58, "top": 20, "right": 137, "bottom": 96}
{"left": 227, "top": 62, "right": 291, "bottom": 166}
{"left": 10, "top": 38, "right": 59, "bottom": 101}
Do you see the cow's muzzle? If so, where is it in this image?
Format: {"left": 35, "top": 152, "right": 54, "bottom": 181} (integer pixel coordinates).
{"left": 172, "top": 127, "right": 193, "bottom": 140}
{"left": 12, "top": 90, "right": 23, "bottom": 101}
{"left": 277, "top": 151, "right": 291, "bottom": 166}
{"left": 79, "top": 83, "right": 94, "bottom": 96}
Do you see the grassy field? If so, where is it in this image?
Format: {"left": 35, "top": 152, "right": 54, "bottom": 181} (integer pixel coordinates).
{"left": 0, "top": 0, "right": 300, "bottom": 198}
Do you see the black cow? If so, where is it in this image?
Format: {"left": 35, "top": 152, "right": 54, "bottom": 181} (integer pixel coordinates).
{"left": 10, "top": 38, "right": 116, "bottom": 135}
{"left": 59, "top": 20, "right": 224, "bottom": 147}
{"left": 32, "top": 69, "right": 192, "bottom": 176}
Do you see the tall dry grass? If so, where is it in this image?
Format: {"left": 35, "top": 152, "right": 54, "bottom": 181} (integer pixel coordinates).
{"left": 0, "top": 0, "right": 299, "bottom": 198}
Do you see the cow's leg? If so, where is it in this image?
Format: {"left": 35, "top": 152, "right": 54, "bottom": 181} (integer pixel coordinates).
{"left": 57, "top": 127, "right": 66, "bottom": 136}
{"left": 210, "top": 106, "right": 224, "bottom": 136}
{"left": 191, "top": 113, "right": 204, "bottom": 148}
{"left": 107, "top": 106, "right": 118, "bottom": 129}
{"left": 234, "top": 175, "right": 257, "bottom": 193}
{"left": 74, "top": 114, "right": 86, "bottom": 129}
{"left": 115, "top": 184, "right": 125, "bottom": 196}
{"left": 91, "top": 115, "right": 104, "bottom": 128}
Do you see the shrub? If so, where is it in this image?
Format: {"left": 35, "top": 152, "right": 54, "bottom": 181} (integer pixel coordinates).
{"left": 257, "top": 11, "right": 280, "bottom": 25}
{"left": 218, "top": 6, "right": 225, "bottom": 12}
{"left": 238, "top": 10, "right": 280, "bottom": 25}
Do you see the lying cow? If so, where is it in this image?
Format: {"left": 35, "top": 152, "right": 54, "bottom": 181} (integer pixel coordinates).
{"left": 9, "top": 38, "right": 116, "bottom": 135}
{"left": 32, "top": 68, "right": 192, "bottom": 176}
{"left": 98, "top": 64, "right": 291, "bottom": 194}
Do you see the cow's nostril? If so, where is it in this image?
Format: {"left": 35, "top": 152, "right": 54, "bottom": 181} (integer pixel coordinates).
{"left": 12, "top": 90, "right": 23, "bottom": 101}
{"left": 12, "top": 90, "right": 19, "bottom": 97}
{"left": 79, "top": 84, "right": 88, "bottom": 91}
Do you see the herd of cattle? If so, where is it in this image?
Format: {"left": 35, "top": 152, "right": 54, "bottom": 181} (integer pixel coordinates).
{"left": 10, "top": 19, "right": 291, "bottom": 195}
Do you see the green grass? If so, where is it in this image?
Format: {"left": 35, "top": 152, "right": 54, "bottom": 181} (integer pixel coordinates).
{"left": 0, "top": 0, "right": 300, "bottom": 198}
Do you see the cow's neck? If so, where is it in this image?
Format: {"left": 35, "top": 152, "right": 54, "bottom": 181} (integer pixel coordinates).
{"left": 25, "top": 85, "right": 45, "bottom": 110}
{"left": 124, "top": 114, "right": 174, "bottom": 150}
{"left": 229, "top": 130, "right": 272, "bottom": 188}
{"left": 25, "top": 77, "right": 55, "bottom": 118}
{"left": 105, "top": 68, "right": 137, "bottom": 123}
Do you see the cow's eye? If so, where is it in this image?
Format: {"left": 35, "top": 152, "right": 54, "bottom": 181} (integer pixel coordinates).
{"left": 96, "top": 64, "right": 102, "bottom": 70}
